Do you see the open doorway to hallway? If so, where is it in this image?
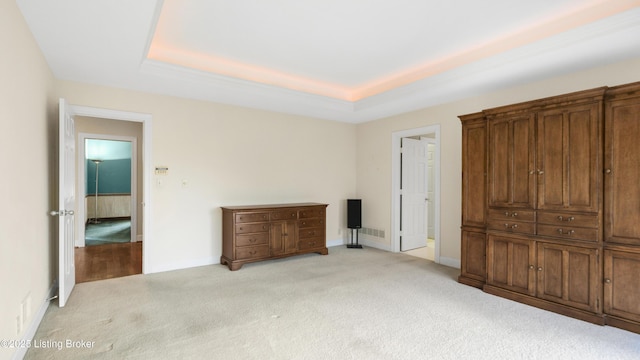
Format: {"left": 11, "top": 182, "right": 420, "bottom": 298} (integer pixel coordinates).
{"left": 75, "top": 117, "right": 143, "bottom": 282}
{"left": 392, "top": 125, "right": 441, "bottom": 263}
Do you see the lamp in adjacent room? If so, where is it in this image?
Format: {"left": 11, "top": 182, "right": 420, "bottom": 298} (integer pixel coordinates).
{"left": 89, "top": 159, "right": 103, "bottom": 224}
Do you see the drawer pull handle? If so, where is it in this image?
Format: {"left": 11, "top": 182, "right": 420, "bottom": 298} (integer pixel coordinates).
{"left": 504, "top": 211, "right": 510, "bottom": 216}
{"left": 537, "top": 267, "right": 543, "bottom": 272}
{"left": 249, "top": 250, "right": 257, "bottom": 255}
{"left": 557, "top": 229, "right": 575, "bottom": 235}
{"left": 604, "top": 278, "right": 612, "bottom": 284}
{"left": 529, "top": 265, "right": 534, "bottom": 270}
{"left": 557, "top": 216, "right": 575, "bottom": 222}
{"left": 504, "top": 224, "right": 518, "bottom": 229}
{"left": 250, "top": 238, "right": 256, "bottom": 243}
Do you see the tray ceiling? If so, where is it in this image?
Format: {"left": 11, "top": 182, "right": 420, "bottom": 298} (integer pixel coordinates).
{"left": 17, "top": 0, "right": 640, "bottom": 123}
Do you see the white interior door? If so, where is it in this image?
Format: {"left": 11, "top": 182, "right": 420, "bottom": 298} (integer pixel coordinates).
{"left": 55, "top": 98, "right": 76, "bottom": 307}
{"left": 401, "top": 138, "right": 428, "bottom": 251}
{"left": 426, "top": 141, "right": 436, "bottom": 239}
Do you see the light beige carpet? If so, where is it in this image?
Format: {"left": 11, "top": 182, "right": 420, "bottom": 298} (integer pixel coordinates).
{"left": 25, "top": 246, "right": 640, "bottom": 359}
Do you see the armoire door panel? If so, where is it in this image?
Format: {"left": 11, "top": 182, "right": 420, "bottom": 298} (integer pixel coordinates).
{"left": 605, "top": 99, "right": 640, "bottom": 245}
{"left": 488, "top": 114, "right": 535, "bottom": 209}
{"left": 460, "top": 230, "right": 486, "bottom": 282}
{"left": 604, "top": 250, "right": 640, "bottom": 322}
{"left": 537, "top": 103, "right": 600, "bottom": 212}
{"left": 489, "top": 120, "right": 510, "bottom": 206}
{"left": 512, "top": 117, "right": 535, "bottom": 207}
{"left": 537, "top": 242, "right": 599, "bottom": 312}
{"left": 462, "top": 120, "right": 487, "bottom": 227}
{"left": 487, "top": 235, "right": 535, "bottom": 296}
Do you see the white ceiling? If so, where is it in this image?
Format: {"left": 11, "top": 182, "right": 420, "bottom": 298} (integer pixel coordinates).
{"left": 16, "top": 0, "right": 640, "bottom": 123}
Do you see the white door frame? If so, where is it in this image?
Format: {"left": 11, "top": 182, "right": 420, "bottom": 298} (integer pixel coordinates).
{"left": 77, "top": 134, "right": 138, "bottom": 247}
{"left": 391, "top": 125, "right": 441, "bottom": 262}
{"left": 69, "top": 105, "right": 152, "bottom": 274}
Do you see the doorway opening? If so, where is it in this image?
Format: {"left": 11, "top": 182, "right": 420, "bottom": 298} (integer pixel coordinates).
{"left": 57, "top": 100, "right": 152, "bottom": 302}
{"left": 75, "top": 122, "right": 142, "bottom": 283}
{"left": 391, "top": 125, "right": 441, "bottom": 263}
{"left": 77, "top": 136, "right": 138, "bottom": 247}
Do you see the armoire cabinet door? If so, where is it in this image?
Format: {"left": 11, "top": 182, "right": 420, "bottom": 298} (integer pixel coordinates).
{"left": 537, "top": 103, "right": 601, "bottom": 212}
{"left": 487, "top": 234, "right": 536, "bottom": 296}
{"left": 488, "top": 113, "right": 536, "bottom": 209}
{"left": 536, "top": 242, "right": 600, "bottom": 312}
{"left": 604, "top": 249, "right": 640, "bottom": 323}
{"left": 605, "top": 90, "right": 640, "bottom": 245}
{"left": 461, "top": 115, "right": 487, "bottom": 228}
{"left": 460, "top": 230, "right": 486, "bottom": 283}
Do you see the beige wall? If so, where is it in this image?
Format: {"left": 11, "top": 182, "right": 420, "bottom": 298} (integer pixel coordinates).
{"left": 0, "top": 0, "right": 57, "bottom": 358}
{"left": 355, "top": 57, "right": 640, "bottom": 265}
{"left": 55, "top": 80, "right": 358, "bottom": 272}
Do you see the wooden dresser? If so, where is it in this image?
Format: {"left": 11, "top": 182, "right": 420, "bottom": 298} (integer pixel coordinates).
{"left": 221, "top": 203, "right": 328, "bottom": 270}
{"left": 458, "top": 81, "right": 640, "bottom": 334}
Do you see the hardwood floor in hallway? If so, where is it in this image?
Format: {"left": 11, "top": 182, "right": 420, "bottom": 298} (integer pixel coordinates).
{"left": 75, "top": 242, "right": 142, "bottom": 283}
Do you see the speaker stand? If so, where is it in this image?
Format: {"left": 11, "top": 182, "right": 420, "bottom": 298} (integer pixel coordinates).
{"left": 347, "top": 228, "right": 362, "bottom": 249}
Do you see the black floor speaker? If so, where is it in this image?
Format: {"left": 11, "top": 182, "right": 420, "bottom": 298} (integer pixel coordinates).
{"left": 347, "top": 199, "right": 361, "bottom": 229}
{"left": 347, "top": 199, "right": 362, "bottom": 248}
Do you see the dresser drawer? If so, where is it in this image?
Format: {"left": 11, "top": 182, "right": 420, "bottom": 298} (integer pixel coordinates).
{"left": 236, "top": 245, "right": 269, "bottom": 260}
{"left": 299, "top": 227, "right": 324, "bottom": 239}
{"left": 299, "top": 208, "right": 325, "bottom": 219}
{"left": 298, "top": 218, "right": 324, "bottom": 228}
{"left": 271, "top": 210, "right": 297, "bottom": 221}
{"left": 487, "top": 220, "right": 535, "bottom": 235}
{"left": 488, "top": 208, "right": 535, "bottom": 222}
{"left": 537, "top": 224, "right": 598, "bottom": 242}
{"left": 236, "top": 233, "right": 269, "bottom": 247}
{"left": 236, "top": 223, "right": 270, "bottom": 234}
{"left": 537, "top": 212, "right": 598, "bottom": 228}
{"left": 235, "top": 212, "right": 269, "bottom": 223}
{"left": 298, "top": 237, "right": 324, "bottom": 251}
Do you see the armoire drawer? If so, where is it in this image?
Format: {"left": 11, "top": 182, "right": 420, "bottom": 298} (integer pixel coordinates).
{"left": 487, "top": 220, "right": 535, "bottom": 235}
{"left": 488, "top": 208, "right": 535, "bottom": 222}
{"left": 537, "top": 224, "right": 598, "bottom": 242}
{"left": 537, "top": 212, "right": 598, "bottom": 228}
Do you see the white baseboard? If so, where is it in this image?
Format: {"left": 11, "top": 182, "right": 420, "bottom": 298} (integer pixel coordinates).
{"left": 439, "top": 256, "right": 461, "bottom": 269}
{"left": 326, "top": 238, "right": 345, "bottom": 247}
{"left": 12, "top": 282, "right": 58, "bottom": 360}
{"left": 136, "top": 234, "right": 143, "bottom": 242}
{"left": 358, "top": 238, "right": 392, "bottom": 251}
{"left": 145, "top": 257, "right": 216, "bottom": 274}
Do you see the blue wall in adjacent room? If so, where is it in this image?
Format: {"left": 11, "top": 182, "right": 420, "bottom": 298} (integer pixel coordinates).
{"left": 86, "top": 159, "right": 131, "bottom": 194}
